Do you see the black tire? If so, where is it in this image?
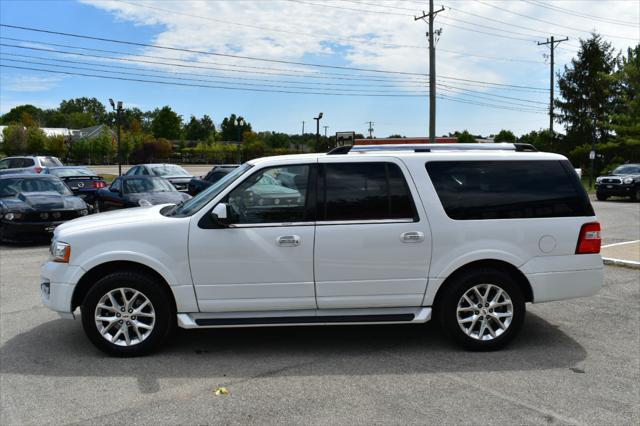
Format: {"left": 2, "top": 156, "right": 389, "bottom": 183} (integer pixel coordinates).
{"left": 436, "top": 268, "right": 525, "bottom": 351}
{"left": 596, "top": 193, "right": 608, "bottom": 201}
{"left": 632, "top": 187, "right": 640, "bottom": 202}
{"left": 81, "top": 271, "right": 175, "bottom": 357}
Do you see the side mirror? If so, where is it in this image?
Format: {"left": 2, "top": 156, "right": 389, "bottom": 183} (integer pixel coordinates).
{"left": 211, "top": 203, "right": 230, "bottom": 227}
{"left": 109, "top": 186, "right": 119, "bottom": 193}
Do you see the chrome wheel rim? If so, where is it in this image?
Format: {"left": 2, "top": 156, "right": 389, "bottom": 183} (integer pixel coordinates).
{"left": 456, "top": 284, "right": 513, "bottom": 341}
{"left": 95, "top": 288, "right": 155, "bottom": 347}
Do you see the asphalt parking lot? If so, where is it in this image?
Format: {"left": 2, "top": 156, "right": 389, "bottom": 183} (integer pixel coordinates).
{"left": 1, "top": 201, "right": 638, "bottom": 425}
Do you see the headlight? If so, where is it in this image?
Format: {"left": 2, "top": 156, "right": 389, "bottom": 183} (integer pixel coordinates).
{"left": 79, "top": 209, "right": 89, "bottom": 216}
{"left": 595, "top": 177, "right": 603, "bottom": 183}
{"left": 4, "top": 212, "right": 22, "bottom": 221}
{"left": 623, "top": 177, "right": 634, "bottom": 184}
{"left": 138, "top": 199, "right": 153, "bottom": 207}
{"left": 50, "top": 241, "right": 71, "bottom": 263}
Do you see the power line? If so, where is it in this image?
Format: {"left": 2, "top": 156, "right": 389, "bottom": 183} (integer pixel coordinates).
{"left": 522, "top": 0, "right": 640, "bottom": 28}
{"left": 475, "top": 0, "right": 639, "bottom": 42}
{"left": 0, "top": 23, "right": 427, "bottom": 76}
{"left": 0, "top": 34, "right": 550, "bottom": 90}
{"left": 0, "top": 63, "right": 546, "bottom": 113}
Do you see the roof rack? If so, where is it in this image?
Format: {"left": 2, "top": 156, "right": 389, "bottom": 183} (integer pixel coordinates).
{"left": 327, "top": 143, "right": 537, "bottom": 155}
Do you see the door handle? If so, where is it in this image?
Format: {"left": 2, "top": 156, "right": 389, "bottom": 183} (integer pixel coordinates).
{"left": 277, "top": 235, "right": 301, "bottom": 247}
{"left": 400, "top": 231, "right": 424, "bottom": 243}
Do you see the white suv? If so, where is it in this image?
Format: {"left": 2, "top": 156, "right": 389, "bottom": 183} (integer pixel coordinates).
{"left": 40, "top": 144, "right": 603, "bottom": 356}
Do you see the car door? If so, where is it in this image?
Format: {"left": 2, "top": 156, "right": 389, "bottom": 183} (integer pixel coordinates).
{"left": 314, "top": 158, "right": 430, "bottom": 309}
{"left": 101, "top": 178, "right": 125, "bottom": 210}
{"left": 188, "top": 163, "right": 317, "bottom": 312}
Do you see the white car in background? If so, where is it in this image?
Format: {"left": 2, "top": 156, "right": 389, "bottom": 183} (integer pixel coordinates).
{"left": 40, "top": 143, "right": 603, "bottom": 356}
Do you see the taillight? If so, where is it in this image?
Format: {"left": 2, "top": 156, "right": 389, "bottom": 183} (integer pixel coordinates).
{"left": 34, "top": 166, "right": 43, "bottom": 173}
{"left": 93, "top": 181, "right": 106, "bottom": 189}
{"left": 576, "top": 222, "right": 601, "bottom": 254}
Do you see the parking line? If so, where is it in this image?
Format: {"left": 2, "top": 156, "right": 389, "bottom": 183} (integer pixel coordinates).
{"left": 601, "top": 240, "right": 640, "bottom": 248}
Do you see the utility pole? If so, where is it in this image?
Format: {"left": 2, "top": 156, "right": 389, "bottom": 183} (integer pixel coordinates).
{"left": 415, "top": 0, "right": 444, "bottom": 144}
{"left": 537, "top": 36, "right": 568, "bottom": 134}
{"left": 367, "top": 121, "right": 374, "bottom": 138}
{"left": 302, "top": 121, "right": 305, "bottom": 135}
{"left": 109, "top": 99, "right": 123, "bottom": 176}
{"left": 323, "top": 125, "right": 328, "bottom": 138}
{"left": 314, "top": 112, "right": 323, "bottom": 152}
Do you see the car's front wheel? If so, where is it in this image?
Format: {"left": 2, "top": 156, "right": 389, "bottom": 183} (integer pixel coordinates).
{"left": 81, "top": 271, "right": 175, "bottom": 357}
{"left": 596, "top": 193, "right": 608, "bottom": 201}
{"left": 437, "top": 268, "right": 525, "bottom": 351}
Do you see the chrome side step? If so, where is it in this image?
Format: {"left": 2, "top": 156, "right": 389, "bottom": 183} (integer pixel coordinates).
{"left": 177, "top": 307, "right": 431, "bottom": 329}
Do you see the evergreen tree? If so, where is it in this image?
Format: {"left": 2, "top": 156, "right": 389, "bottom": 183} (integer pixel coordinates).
{"left": 151, "top": 106, "right": 182, "bottom": 140}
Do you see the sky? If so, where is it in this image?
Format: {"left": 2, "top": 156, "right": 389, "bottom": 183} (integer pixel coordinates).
{"left": 0, "top": 0, "right": 638, "bottom": 138}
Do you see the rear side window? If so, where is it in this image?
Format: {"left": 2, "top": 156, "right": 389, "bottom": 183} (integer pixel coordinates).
{"left": 40, "top": 157, "right": 62, "bottom": 167}
{"left": 426, "top": 160, "right": 593, "bottom": 220}
{"left": 320, "top": 162, "right": 416, "bottom": 221}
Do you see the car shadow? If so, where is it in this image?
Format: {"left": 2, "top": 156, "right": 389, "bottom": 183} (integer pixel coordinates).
{"left": 0, "top": 311, "right": 586, "bottom": 394}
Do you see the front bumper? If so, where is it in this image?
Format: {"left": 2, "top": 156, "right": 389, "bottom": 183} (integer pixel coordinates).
{"left": 40, "top": 261, "right": 83, "bottom": 314}
{"left": 1, "top": 219, "right": 65, "bottom": 241}
{"left": 595, "top": 183, "right": 636, "bottom": 197}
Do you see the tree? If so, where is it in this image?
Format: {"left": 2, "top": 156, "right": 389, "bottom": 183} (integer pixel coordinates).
{"left": 26, "top": 127, "right": 47, "bottom": 154}
{"left": 0, "top": 105, "right": 43, "bottom": 125}
{"left": 455, "top": 130, "right": 476, "bottom": 143}
{"left": 518, "top": 129, "right": 558, "bottom": 152}
{"left": 610, "top": 46, "right": 640, "bottom": 151}
{"left": 45, "top": 135, "right": 67, "bottom": 158}
{"left": 494, "top": 129, "right": 516, "bottom": 143}
{"left": 183, "top": 115, "right": 215, "bottom": 141}
{"left": 1, "top": 124, "right": 28, "bottom": 155}
{"left": 151, "top": 106, "right": 182, "bottom": 140}
{"left": 556, "top": 33, "right": 618, "bottom": 154}
{"left": 388, "top": 134, "right": 405, "bottom": 138}
{"left": 220, "top": 114, "right": 252, "bottom": 141}
{"left": 59, "top": 97, "right": 106, "bottom": 123}
{"left": 66, "top": 112, "right": 97, "bottom": 129}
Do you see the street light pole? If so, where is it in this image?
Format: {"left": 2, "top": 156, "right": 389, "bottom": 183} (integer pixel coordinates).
{"left": 314, "top": 112, "right": 323, "bottom": 152}
{"left": 109, "top": 99, "right": 123, "bottom": 176}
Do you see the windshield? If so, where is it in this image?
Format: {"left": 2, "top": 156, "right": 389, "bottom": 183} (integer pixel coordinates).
{"left": 165, "top": 163, "right": 252, "bottom": 217}
{"left": 50, "top": 167, "right": 95, "bottom": 177}
{"left": 0, "top": 177, "right": 72, "bottom": 197}
{"left": 150, "top": 164, "right": 191, "bottom": 177}
{"left": 124, "top": 177, "right": 176, "bottom": 194}
{"left": 612, "top": 164, "right": 640, "bottom": 175}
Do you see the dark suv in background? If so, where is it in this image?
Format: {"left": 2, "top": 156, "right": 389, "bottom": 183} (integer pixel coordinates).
{"left": 595, "top": 163, "right": 640, "bottom": 201}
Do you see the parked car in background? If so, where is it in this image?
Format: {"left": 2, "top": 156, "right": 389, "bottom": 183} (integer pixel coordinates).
{"left": 43, "top": 166, "right": 107, "bottom": 204}
{"left": 0, "top": 174, "right": 89, "bottom": 242}
{"left": 41, "top": 143, "right": 602, "bottom": 356}
{"left": 187, "top": 164, "right": 238, "bottom": 196}
{"left": 0, "top": 156, "right": 63, "bottom": 175}
{"left": 125, "top": 164, "right": 193, "bottom": 192}
{"left": 595, "top": 163, "right": 640, "bottom": 201}
{"left": 94, "top": 175, "right": 191, "bottom": 211}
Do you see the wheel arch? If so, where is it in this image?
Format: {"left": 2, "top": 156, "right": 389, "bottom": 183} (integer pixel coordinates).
{"left": 71, "top": 261, "right": 177, "bottom": 313}
{"left": 431, "top": 259, "right": 533, "bottom": 310}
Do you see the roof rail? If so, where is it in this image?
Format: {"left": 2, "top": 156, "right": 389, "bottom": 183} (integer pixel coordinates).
{"left": 329, "top": 143, "right": 537, "bottom": 154}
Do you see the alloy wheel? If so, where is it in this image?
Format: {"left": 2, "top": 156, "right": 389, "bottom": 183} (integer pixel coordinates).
{"left": 94, "top": 287, "right": 156, "bottom": 347}
{"left": 456, "top": 284, "right": 513, "bottom": 341}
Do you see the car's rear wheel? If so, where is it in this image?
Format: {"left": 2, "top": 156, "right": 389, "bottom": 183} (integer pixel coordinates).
{"left": 437, "top": 268, "right": 525, "bottom": 351}
{"left": 81, "top": 271, "right": 174, "bottom": 357}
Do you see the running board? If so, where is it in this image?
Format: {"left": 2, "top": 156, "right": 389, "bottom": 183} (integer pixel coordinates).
{"left": 177, "top": 307, "right": 431, "bottom": 329}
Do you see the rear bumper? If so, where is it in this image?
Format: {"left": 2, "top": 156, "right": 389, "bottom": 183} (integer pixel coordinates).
{"left": 526, "top": 268, "right": 603, "bottom": 303}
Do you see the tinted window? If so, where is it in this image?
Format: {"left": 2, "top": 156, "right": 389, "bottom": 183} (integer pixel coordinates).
{"left": 612, "top": 164, "right": 640, "bottom": 175}
{"left": 0, "top": 159, "right": 10, "bottom": 170}
{"left": 321, "top": 162, "right": 416, "bottom": 221}
{"left": 111, "top": 178, "right": 122, "bottom": 192}
{"left": 0, "top": 177, "right": 71, "bottom": 196}
{"left": 150, "top": 164, "right": 190, "bottom": 177}
{"left": 21, "top": 158, "right": 35, "bottom": 167}
{"left": 40, "top": 157, "right": 62, "bottom": 167}
{"left": 124, "top": 177, "right": 175, "bottom": 194}
{"left": 426, "top": 160, "right": 593, "bottom": 220}
{"left": 224, "top": 165, "right": 311, "bottom": 224}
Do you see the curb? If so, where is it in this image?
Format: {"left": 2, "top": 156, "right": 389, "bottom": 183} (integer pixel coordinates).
{"left": 602, "top": 257, "right": 640, "bottom": 269}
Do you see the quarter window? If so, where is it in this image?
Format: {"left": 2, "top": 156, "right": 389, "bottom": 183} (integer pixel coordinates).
{"left": 321, "top": 162, "right": 416, "bottom": 221}
{"left": 426, "top": 160, "right": 594, "bottom": 220}
{"left": 224, "top": 164, "right": 311, "bottom": 224}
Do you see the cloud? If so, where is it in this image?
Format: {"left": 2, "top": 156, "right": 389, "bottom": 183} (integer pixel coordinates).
{"left": 1, "top": 75, "right": 64, "bottom": 92}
